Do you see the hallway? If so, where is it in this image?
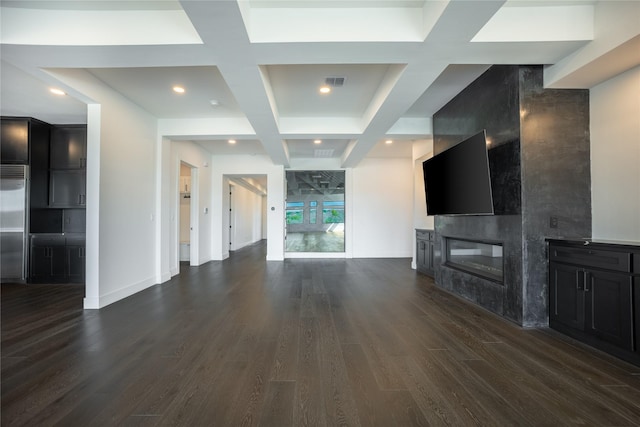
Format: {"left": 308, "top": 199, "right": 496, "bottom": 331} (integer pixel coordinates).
{"left": 2, "top": 241, "right": 640, "bottom": 426}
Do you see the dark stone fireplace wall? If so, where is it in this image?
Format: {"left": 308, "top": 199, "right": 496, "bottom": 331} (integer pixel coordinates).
{"left": 432, "top": 65, "right": 591, "bottom": 327}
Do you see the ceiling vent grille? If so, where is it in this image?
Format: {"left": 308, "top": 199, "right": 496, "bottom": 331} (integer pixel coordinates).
{"left": 325, "top": 76, "right": 345, "bottom": 87}
{"left": 314, "top": 149, "right": 335, "bottom": 158}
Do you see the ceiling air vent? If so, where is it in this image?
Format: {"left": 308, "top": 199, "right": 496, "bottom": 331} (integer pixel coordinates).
{"left": 314, "top": 149, "right": 335, "bottom": 158}
{"left": 325, "top": 77, "right": 345, "bottom": 87}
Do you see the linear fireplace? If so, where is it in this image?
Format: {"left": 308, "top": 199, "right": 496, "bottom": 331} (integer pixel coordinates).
{"left": 445, "top": 237, "right": 503, "bottom": 283}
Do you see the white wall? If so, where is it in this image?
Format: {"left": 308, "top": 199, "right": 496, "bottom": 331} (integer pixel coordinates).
{"left": 211, "top": 155, "right": 285, "bottom": 261}
{"left": 230, "top": 183, "right": 263, "bottom": 250}
{"left": 412, "top": 139, "right": 434, "bottom": 268}
{"left": 47, "top": 69, "right": 158, "bottom": 309}
{"left": 167, "top": 140, "right": 213, "bottom": 274}
{"left": 590, "top": 65, "right": 640, "bottom": 241}
{"left": 351, "top": 157, "right": 414, "bottom": 258}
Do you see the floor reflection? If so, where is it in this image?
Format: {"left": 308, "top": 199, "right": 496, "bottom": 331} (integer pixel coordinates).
{"left": 285, "top": 231, "right": 345, "bottom": 252}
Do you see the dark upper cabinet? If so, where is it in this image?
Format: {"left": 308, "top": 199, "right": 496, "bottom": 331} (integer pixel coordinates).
{"left": 63, "top": 209, "right": 86, "bottom": 233}
{"left": 50, "top": 170, "right": 86, "bottom": 207}
{"left": 1, "top": 118, "right": 29, "bottom": 164}
{"left": 1, "top": 117, "right": 50, "bottom": 166}
{"left": 50, "top": 125, "right": 87, "bottom": 169}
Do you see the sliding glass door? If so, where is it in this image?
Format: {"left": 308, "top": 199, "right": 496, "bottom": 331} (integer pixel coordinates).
{"left": 285, "top": 170, "right": 345, "bottom": 253}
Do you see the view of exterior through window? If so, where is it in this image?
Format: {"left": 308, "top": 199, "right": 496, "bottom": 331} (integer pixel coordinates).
{"left": 285, "top": 171, "right": 345, "bottom": 252}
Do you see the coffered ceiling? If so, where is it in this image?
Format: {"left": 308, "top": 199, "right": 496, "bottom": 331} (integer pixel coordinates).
{"left": 1, "top": 0, "right": 638, "bottom": 167}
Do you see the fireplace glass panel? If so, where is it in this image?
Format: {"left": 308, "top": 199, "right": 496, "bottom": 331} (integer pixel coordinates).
{"left": 445, "top": 238, "right": 503, "bottom": 283}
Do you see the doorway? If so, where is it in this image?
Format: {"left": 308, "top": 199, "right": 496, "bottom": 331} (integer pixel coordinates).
{"left": 285, "top": 170, "right": 345, "bottom": 253}
{"left": 179, "top": 162, "right": 198, "bottom": 267}
{"left": 225, "top": 175, "right": 267, "bottom": 256}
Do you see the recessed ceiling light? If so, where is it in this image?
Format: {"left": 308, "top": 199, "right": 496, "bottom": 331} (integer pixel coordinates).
{"left": 319, "top": 86, "right": 331, "bottom": 94}
{"left": 209, "top": 99, "right": 219, "bottom": 106}
{"left": 314, "top": 139, "right": 322, "bottom": 144}
{"left": 228, "top": 139, "right": 236, "bottom": 144}
{"left": 50, "top": 88, "right": 66, "bottom": 96}
{"left": 173, "top": 86, "right": 185, "bottom": 94}
{"left": 385, "top": 139, "right": 393, "bottom": 144}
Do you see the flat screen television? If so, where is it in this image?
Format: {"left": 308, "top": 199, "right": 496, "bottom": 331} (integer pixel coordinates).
{"left": 423, "top": 130, "right": 494, "bottom": 215}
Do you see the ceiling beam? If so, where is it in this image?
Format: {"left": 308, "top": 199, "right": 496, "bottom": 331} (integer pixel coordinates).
{"left": 179, "top": 0, "right": 290, "bottom": 166}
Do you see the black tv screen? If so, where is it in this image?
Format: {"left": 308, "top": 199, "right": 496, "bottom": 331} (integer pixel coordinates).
{"left": 423, "top": 130, "right": 494, "bottom": 215}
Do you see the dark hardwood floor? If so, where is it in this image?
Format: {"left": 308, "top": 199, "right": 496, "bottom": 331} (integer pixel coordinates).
{"left": 2, "top": 240, "right": 640, "bottom": 426}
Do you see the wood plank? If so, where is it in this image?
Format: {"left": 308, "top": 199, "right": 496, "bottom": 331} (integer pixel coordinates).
{"left": 3, "top": 241, "right": 640, "bottom": 426}
{"left": 258, "top": 381, "right": 296, "bottom": 427}
{"left": 294, "top": 316, "right": 327, "bottom": 427}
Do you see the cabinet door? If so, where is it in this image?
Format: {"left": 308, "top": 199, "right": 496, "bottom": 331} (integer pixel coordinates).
{"left": 635, "top": 277, "right": 640, "bottom": 354}
{"left": 50, "top": 170, "right": 86, "bottom": 207}
{"left": 50, "top": 246, "right": 67, "bottom": 282}
{"left": 63, "top": 209, "right": 86, "bottom": 233}
{"left": 427, "top": 240, "right": 435, "bottom": 272}
{"left": 416, "top": 239, "right": 427, "bottom": 270}
{"left": 549, "top": 262, "right": 585, "bottom": 330}
{"left": 66, "top": 246, "right": 85, "bottom": 283}
{"left": 585, "top": 270, "right": 633, "bottom": 350}
{"left": 50, "top": 126, "right": 87, "bottom": 169}
{"left": 30, "top": 246, "right": 53, "bottom": 281}
{"left": 1, "top": 119, "right": 29, "bottom": 164}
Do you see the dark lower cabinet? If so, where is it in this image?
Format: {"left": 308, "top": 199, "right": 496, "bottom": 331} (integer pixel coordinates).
{"left": 30, "top": 234, "right": 85, "bottom": 283}
{"left": 587, "top": 269, "right": 633, "bottom": 350}
{"left": 416, "top": 229, "right": 435, "bottom": 277}
{"left": 635, "top": 277, "right": 640, "bottom": 359}
{"left": 548, "top": 240, "right": 639, "bottom": 366}
{"left": 30, "top": 236, "right": 66, "bottom": 283}
{"left": 66, "top": 245, "right": 85, "bottom": 283}
{"left": 549, "top": 262, "right": 585, "bottom": 331}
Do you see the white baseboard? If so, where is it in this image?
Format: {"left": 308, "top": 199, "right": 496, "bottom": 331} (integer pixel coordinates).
{"left": 84, "top": 275, "right": 156, "bottom": 309}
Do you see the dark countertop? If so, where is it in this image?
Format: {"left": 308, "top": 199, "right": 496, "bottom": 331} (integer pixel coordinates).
{"left": 546, "top": 237, "right": 640, "bottom": 249}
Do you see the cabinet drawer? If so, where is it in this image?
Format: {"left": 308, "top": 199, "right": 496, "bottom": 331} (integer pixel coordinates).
{"left": 31, "top": 235, "right": 65, "bottom": 247}
{"left": 416, "top": 230, "right": 433, "bottom": 241}
{"left": 550, "top": 245, "right": 631, "bottom": 273}
{"left": 634, "top": 253, "right": 640, "bottom": 274}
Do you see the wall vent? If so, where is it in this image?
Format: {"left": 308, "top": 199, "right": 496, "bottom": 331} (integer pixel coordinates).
{"left": 325, "top": 77, "right": 345, "bottom": 87}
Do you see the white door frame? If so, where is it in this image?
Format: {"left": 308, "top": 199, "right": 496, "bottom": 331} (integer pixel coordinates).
{"left": 189, "top": 166, "right": 199, "bottom": 266}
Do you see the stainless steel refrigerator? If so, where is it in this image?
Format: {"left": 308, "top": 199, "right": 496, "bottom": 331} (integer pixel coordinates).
{"left": 1, "top": 165, "right": 29, "bottom": 282}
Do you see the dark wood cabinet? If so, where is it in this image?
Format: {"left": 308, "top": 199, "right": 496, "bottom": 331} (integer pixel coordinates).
{"left": 65, "top": 236, "right": 85, "bottom": 283}
{"left": 1, "top": 118, "right": 29, "bottom": 164}
{"left": 48, "top": 125, "right": 87, "bottom": 209}
{"left": 30, "top": 235, "right": 85, "bottom": 283}
{"left": 30, "top": 235, "right": 67, "bottom": 283}
{"left": 1, "top": 117, "right": 50, "bottom": 166}
{"left": 549, "top": 262, "right": 585, "bottom": 331}
{"left": 635, "top": 277, "right": 640, "bottom": 358}
{"left": 2, "top": 116, "right": 86, "bottom": 285}
{"left": 586, "top": 269, "right": 633, "bottom": 350}
{"left": 548, "top": 240, "right": 639, "bottom": 366}
{"left": 50, "top": 126, "right": 87, "bottom": 169}
{"left": 50, "top": 170, "right": 86, "bottom": 207}
{"left": 416, "top": 229, "right": 435, "bottom": 277}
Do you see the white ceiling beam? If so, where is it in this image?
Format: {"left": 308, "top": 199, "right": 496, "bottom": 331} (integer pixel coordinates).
{"left": 341, "top": 0, "right": 506, "bottom": 167}
{"left": 179, "top": 0, "right": 290, "bottom": 166}
{"left": 545, "top": 1, "right": 640, "bottom": 88}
